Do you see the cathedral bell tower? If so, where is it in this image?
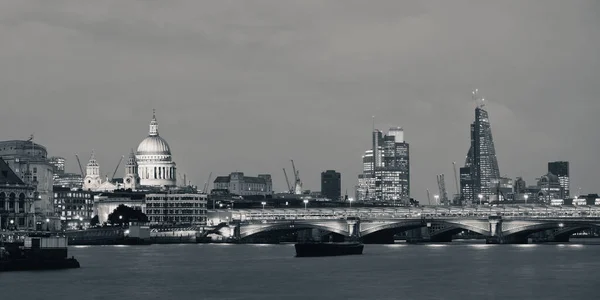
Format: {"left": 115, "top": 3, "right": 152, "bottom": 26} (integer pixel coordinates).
{"left": 123, "top": 149, "right": 140, "bottom": 190}
{"left": 83, "top": 151, "right": 102, "bottom": 191}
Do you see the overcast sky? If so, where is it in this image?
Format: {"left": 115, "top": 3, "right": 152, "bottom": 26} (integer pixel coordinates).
{"left": 1, "top": 0, "right": 599, "bottom": 202}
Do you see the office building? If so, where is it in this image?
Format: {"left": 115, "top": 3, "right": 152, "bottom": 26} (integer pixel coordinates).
{"left": 357, "top": 127, "right": 410, "bottom": 203}
{"left": 213, "top": 172, "right": 273, "bottom": 196}
{"left": 53, "top": 186, "right": 93, "bottom": 229}
{"left": 460, "top": 91, "right": 500, "bottom": 204}
{"left": 548, "top": 161, "right": 570, "bottom": 198}
{"left": 145, "top": 193, "right": 207, "bottom": 225}
{"left": 321, "top": 170, "right": 341, "bottom": 201}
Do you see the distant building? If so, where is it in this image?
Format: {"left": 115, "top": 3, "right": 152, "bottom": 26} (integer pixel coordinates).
{"left": 53, "top": 186, "right": 93, "bottom": 229}
{"left": 321, "top": 170, "right": 341, "bottom": 201}
{"left": 136, "top": 112, "right": 177, "bottom": 188}
{"left": 93, "top": 191, "right": 146, "bottom": 224}
{"left": 145, "top": 193, "right": 207, "bottom": 225}
{"left": 356, "top": 126, "right": 410, "bottom": 203}
{"left": 372, "top": 127, "right": 410, "bottom": 202}
{"left": 548, "top": 161, "right": 570, "bottom": 198}
{"left": 514, "top": 177, "right": 527, "bottom": 194}
{"left": 213, "top": 172, "right": 273, "bottom": 196}
{"left": 0, "top": 139, "right": 54, "bottom": 218}
{"left": 356, "top": 150, "right": 375, "bottom": 201}
{"left": 82, "top": 151, "right": 119, "bottom": 192}
{"left": 49, "top": 156, "right": 66, "bottom": 178}
{"left": 54, "top": 173, "right": 83, "bottom": 189}
{"left": 0, "top": 158, "right": 36, "bottom": 230}
{"left": 536, "top": 173, "right": 563, "bottom": 203}
{"left": 460, "top": 92, "right": 501, "bottom": 205}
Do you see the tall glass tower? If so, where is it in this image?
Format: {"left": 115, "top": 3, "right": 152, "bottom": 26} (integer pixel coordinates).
{"left": 460, "top": 90, "right": 500, "bottom": 204}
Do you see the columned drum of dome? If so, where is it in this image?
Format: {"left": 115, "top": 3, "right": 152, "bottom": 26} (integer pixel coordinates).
{"left": 136, "top": 112, "right": 177, "bottom": 187}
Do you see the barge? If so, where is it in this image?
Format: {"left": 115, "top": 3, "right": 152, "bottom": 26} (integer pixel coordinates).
{"left": 1, "top": 235, "right": 80, "bottom": 272}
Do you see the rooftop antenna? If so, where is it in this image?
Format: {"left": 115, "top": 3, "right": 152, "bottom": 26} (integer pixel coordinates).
{"left": 472, "top": 88, "right": 485, "bottom": 109}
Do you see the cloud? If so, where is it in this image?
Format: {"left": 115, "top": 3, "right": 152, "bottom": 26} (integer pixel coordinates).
{"left": 0, "top": 0, "right": 599, "bottom": 199}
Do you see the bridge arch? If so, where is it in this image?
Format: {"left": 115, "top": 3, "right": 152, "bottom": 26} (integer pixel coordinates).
{"left": 239, "top": 221, "right": 349, "bottom": 240}
{"left": 360, "top": 219, "right": 490, "bottom": 238}
{"left": 502, "top": 221, "right": 600, "bottom": 240}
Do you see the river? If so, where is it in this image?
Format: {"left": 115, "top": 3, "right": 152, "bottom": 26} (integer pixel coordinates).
{"left": 3, "top": 240, "right": 600, "bottom": 300}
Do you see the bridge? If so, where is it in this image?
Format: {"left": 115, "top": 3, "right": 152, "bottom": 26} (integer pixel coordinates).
{"left": 207, "top": 205, "right": 600, "bottom": 244}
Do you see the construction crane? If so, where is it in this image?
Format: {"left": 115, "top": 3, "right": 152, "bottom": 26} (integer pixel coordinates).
{"left": 74, "top": 154, "right": 85, "bottom": 177}
{"left": 290, "top": 159, "right": 303, "bottom": 195}
{"left": 436, "top": 174, "right": 449, "bottom": 206}
{"left": 282, "top": 168, "right": 292, "bottom": 193}
{"left": 110, "top": 155, "right": 124, "bottom": 180}
{"left": 202, "top": 172, "right": 213, "bottom": 194}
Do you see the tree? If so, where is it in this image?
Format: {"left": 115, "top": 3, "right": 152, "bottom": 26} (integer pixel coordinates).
{"left": 90, "top": 215, "right": 100, "bottom": 227}
{"left": 107, "top": 204, "right": 148, "bottom": 225}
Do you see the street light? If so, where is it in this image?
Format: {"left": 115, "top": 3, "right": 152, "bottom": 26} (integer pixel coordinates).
{"left": 261, "top": 201, "right": 266, "bottom": 210}
{"left": 303, "top": 199, "right": 309, "bottom": 211}
{"left": 349, "top": 198, "right": 354, "bottom": 208}
{"left": 434, "top": 195, "right": 439, "bottom": 206}
{"left": 524, "top": 194, "right": 529, "bottom": 204}
{"left": 478, "top": 194, "right": 483, "bottom": 205}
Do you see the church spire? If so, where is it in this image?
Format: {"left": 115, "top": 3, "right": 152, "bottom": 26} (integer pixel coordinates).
{"left": 149, "top": 109, "right": 159, "bottom": 136}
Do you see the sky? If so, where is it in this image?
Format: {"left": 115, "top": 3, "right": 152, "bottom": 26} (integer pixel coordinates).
{"left": 1, "top": 0, "right": 599, "bottom": 203}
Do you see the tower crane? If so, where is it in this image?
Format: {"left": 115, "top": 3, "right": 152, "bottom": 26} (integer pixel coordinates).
{"left": 111, "top": 155, "right": 125, "bottom": 180}
{"left": 290, "top": 159, "right": 303, "bottom": 195}
{"left": 202, "top": 172, "right": 212, "bottom": 194}
{"left": 74, "top": 154, "right": 85, "bottom": 177}
{"left": 436, "top": 174, "right": 449, "bottom": 206}
{"left": 282, "top": 168, "right": 292, "bottom": 194}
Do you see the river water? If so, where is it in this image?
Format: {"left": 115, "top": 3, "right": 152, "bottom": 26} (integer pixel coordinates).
{"left": 3, "top": 240, "right": 600, "bottom": 300}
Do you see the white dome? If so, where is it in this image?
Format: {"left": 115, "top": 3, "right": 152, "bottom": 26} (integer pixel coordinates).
{"left": 136, "top": 135, "right": 171, "bottom": 155}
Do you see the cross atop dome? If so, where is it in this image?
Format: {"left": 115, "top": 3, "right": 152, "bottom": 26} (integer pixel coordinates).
{"left": 149, "top": 109, "right": 159, "bottom": 136}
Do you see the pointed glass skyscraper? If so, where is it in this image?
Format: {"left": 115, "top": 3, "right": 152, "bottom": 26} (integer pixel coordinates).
{"left": 460, "top": 90, "right": 500, "bottom": 204}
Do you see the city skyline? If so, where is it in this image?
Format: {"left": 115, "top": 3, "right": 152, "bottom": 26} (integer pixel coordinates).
{"left": 1, "top": 1, "right": 599, "bottom": 202}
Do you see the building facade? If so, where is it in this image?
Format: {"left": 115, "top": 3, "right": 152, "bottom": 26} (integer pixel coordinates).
{"left": 460, "top": 93, "right": 501, "bottom": 205}
{"left": 49, "top": 156, "right": 66, "bottom": 179}
{"left": 53, "top": 186, "right": 93, "bottom": 229}
{"left": 213, "top": 172, "right": 273, "bottom": 196}
{"left": 321, "top": 170, "right": 341, "bottom": 201}
{"left": 136, "top": 112, "right": 177, "bottom": 187}
{"left": 548, "top": 161, "right": 570, "bottom": 198}
{"left": 356, "top": 150, "right": 375, "bottom": 201}
{"left": 145, "top": 193, "right": 207, "bottom": 225}
{"left": 373, "top": 128, "right": 410, "bottom": 202}
{"left": 0, "top": 158, "right": 36, "bottom": 230}
{"left": 0, "top": 140, "right": 54, "bottom": 218}
{"left": 357, "top": 127, "right": 410, "bottom": 203}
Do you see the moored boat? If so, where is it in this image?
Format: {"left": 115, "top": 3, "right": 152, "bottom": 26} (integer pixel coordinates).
{"left": 0, "top": 235, "right": 80, "bottom": 272}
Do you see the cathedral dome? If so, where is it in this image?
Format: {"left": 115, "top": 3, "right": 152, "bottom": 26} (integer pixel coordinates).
{"left": 136, "top": 111, "right": 172, "bottom": 156}
{"left": 136, "top": 135, "right": 171, "bottom": 155}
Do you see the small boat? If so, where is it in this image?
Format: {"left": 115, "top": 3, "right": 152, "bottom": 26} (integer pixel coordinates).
{"left": 0, "top": 235, "right": 80, "bottom": 272}
{"left": 295, "top": 241, "right": 364, "bottom": 257}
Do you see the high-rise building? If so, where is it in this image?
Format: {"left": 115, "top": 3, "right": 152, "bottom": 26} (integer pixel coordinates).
{"left": 357, "top": 127, "right": 410, "bottom": 203}
{"left": 548, "top": 161, "right": 569, "bottom": 198}
{"left": 321, "top": 170, "right": 341, "bottom": 201}
{"left": 460, "top": 91, "right": 500, "bottom": 204}
{"left": 356, "top": 150, "right": 375, "bottom": 201}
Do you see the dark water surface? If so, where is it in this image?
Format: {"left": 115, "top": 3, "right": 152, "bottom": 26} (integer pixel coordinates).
{"left": 3, "top": 241, "right": 600, "bottom": 300}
